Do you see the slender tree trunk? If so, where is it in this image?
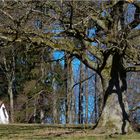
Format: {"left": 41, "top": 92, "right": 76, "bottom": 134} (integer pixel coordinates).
{"left": 8, "top": 80, "right": 14, "bottom": 123}
{"left": 40, "top": 48, "right": 45, "bottom": 124}
{"left": 71, "top": 75, "right": 75, "bottom": 124}
{"left": 78, "top": 83, "right": 84, "bottom": 124}
{"left": 69, "top": 60, "right": 75, "bottom": 124}
{"left": 52, "top": 77, "right": 57, "bottom": 124}
{"left": 78, "top": 62, "right": 84, "bottom": 124}
{"left": 33, "top": 98, "right": 37, "bottom": 123}
{"left": 25, "top": 101, "right": 28, "bottom": 122}
{"left": 96, "top": 74, "right": 103, "bottom": 121}
{"left": 40, "top": 109, "right": 45, "bottom": 124}
{"left": 94, "top": 73, "right": 98, "bottom": 123}
{"left": 65, "top": 54, "right": 74, "bottom": 124}
{"left": 7, "top": 48, "right": 15, "bottom": 123}
{"left": 64, "top": 54, "right": 68, "bottom": 123}
{"left": 85, "top": 67, "right": 88, "bottom": 124}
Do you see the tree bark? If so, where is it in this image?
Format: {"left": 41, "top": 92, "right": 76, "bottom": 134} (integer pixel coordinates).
{"left": 65, "top": 54, "right": 74, "bottom": 124}
{"left": 70, "top": 72, "right": 75, "bottom": 124}
{"left": 85, "top": 67, "right": 89, "bottom": 124}
{"left": 33, "top": 98, "right": 37, "bottom": 123}
{"left": 64, "top": 54, "right": 68, "bottom": 124}
{"left": 78, "top": 62, "right": 84, "bottom": 124}
{"left": 40, "top": 108, "right": 45, "bottom": 124}
{"left": 94, "top": 73, "right": 98, "bottom": 123}
{"left": 96, "top": 88, "right": 131, "bottom": 134}
{"left": 8, "top": 80, "right": 14, "bottom": 123}
{"left": 67, "top": 56, "right": 74, "bottom": 124}
{"left": 95, "top": 54, "right": 132, "bottom": 134}
{"left": 52, "top": 77, "right": 58, "bottom": 124}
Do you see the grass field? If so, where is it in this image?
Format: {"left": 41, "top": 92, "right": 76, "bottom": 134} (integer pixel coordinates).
{"left": 0, "top": 124, "right": 139, "bottom": 140}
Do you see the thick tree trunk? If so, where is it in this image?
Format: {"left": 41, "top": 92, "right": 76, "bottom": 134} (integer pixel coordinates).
{"left": 96, "top": 89, "right": 131, "bottom": 134}
{"left": 8, "top": 81, "right": 14, "bottom": 123}
{"left": 95, "top": 54, "right": 132, "bottom": 134}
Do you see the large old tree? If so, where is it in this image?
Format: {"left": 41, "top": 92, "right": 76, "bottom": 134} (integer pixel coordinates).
{"left": 0, "top": 0, "right": 140, "bottom": 134}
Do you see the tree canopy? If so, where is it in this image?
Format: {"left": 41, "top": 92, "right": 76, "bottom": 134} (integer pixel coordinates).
{"left": 0, "top": 0, "right": 140, "bottom": 134}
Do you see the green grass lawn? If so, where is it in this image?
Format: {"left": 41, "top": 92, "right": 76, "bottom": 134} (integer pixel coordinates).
{"left": 0, "top": 124, "right": 139, "bottom": 140}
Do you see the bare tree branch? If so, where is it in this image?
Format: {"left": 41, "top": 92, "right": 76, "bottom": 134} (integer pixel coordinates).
{"left": 126, "top": 65, "right": 140, "bottom": 72}
{"left": 130, "top": 106, "right": 140, "bottom": 112}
